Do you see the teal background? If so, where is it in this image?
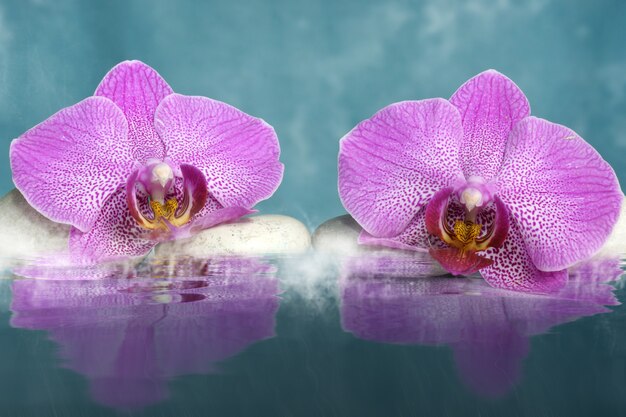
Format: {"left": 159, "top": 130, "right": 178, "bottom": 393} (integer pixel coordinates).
{"left": 0, "top": 2, "right": 625, "bottom": 416}
{"left": 0, "top": 0, "right": 625, "bottom": 229}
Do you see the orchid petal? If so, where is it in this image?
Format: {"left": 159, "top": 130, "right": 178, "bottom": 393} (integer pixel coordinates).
{"left": 191, "top": 206, "right": 254, "bottom": 230}
{"left": 169, "top": 164, "right": 209, "bottom": 228}
{"left": 450, "top": 70, "right": 530, "bottom": 181}
{"left": 125, "top": 168, "right": 152, "bottom": 230}
{"left": 69, "top": 186, "right": 155, "bottom": 263}
{"left": 193, "top": 193, "right": 223, "bottom": 217}
{"left": 425, "top": 187, "right": 455, "bottom": 239}
{"left": 496, "top": 117, "right": 623, "bottom": 271}
{"left": 166, "top": 207, "right": 255, "bottom": 241}
{"left": 481, "top": 219, "right": 567, "bottom": 293}
{"left": 154, "top": 94, "right": 283, "bottom": 209}
{"left": 429, "top": 248, "right": 493, "bottom": 276}
{"left": 10, "top": 96, "right": 134, "bottom": 232}
{"left": 339, "top": 99, "right": 465, "bottom": 238}
{"left": 480, "top": 195, "right": 509, "bottom": 250}
{"left": 358, "top": 207, "right": 431, "bottom": 251}
{"left": 95, "top": 60, "right": 173, "bottom": 163}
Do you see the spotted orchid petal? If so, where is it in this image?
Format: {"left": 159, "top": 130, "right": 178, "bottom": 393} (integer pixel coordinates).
{"left": 358, "top": 207, "right": 432, "bottom": 251}
{"left": 496, "top": 117, "right": 623, "bottom": 271}
{"left": 450, "top": 70, "right": 530, "bottom": 181}
{"left": 10, "top": 97, "right": 135, "bottom": 232}
{"left": 481, "top": 219, "right": 567, "bottom": 293}
{"left": 69, "top": 186, "right": 156, "bottom": 263}
{"left": 95, "top": 60, "right": 173, "bottom": 163}
{"left": 339, "top": 99, "right": 465, "bottom": 238}
{"left": 153, "top": 94, "right": 283, "bottom": 209}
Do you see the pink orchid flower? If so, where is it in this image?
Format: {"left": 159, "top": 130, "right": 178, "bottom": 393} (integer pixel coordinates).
{"left": 10, "top": 61, "right": 283, "bottom": 263}
{"left": 338, "top": 70, "right": 622, "bottom": 292}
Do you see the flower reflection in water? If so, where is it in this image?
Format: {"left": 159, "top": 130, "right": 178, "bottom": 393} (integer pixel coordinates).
{"left": 340, "top": 255, "right": 623, "bottom": 398}
{"left": 9, "top": 257, "right": 280, "bottom": 410}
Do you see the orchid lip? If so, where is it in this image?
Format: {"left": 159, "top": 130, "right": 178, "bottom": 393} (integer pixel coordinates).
{"left": 126, "top": 162, "right": 209, "bottom": 235}
{"left": 425, "top": 187, "right": 510, "bottom": 276}
{"left": 440, "top": 197, "right": 507, "bottom": 253}
{"left": 138, "top": 160, "right": 176, "bottom": 204}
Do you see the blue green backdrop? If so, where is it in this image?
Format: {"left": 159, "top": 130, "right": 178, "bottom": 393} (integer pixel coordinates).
{"left": 0, "top": 0, "right": 624, "bottom": 228}
{"left": 1, "top": 2, "right": 626, "bottom": 416}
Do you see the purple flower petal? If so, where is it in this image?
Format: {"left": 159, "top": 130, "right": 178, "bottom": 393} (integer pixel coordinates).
{"left": 166, "top": 207, "right": 255, "bottom": 241}
{"left": 496, "top": 117, "right": 623, "bottom": 271}
{"left": 429, "top": 247, "right": 493, "bottom": 276}
{"left": 450, "top": 70, "right": 530, "bottom": 181}
{"left": 69, "top": 186, "right": 155, "bottom": 263}
{"left": 358, "top": 231, "right": 418, "bottom": 251}
{"left": 95, "top": 60, "right": 173, "bottom": 163}
{"left": 425, "top": 186, "right": 455, "bottom": 239}
{"left": 191, "top": 206, "right": 254, "bottom": 230}
{"left": 10, "top": 96, "right": 135, "bottom": 232}
{"left": 422, "top": 188, "right": 509, "bottom": 277}
{"left": 339, "top": 99, "right": 465, "bottom": 238}
{"left": 172, "top": 164, "right": 209, "bottom": 226}
{"left": 481, "top": 218, "right": 567, "bottom": 293}
{"left": 125, "top": 167, "right": 150, "bottom": 230}
{"left": 358, "top": 207, "right": 432, "bottom": 251}
{"left": 483, "top": 195, "right": 510, "bottom": 250}
{"left": 182, "top": 191, "right": 224, "bottom": 224}
{"left": 154, "top": 94, "right": 284, "bottom": 209}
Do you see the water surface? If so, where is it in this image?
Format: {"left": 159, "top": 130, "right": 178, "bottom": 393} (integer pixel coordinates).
{"left": 0, "top": 253, "right": 624, "bottom": 416}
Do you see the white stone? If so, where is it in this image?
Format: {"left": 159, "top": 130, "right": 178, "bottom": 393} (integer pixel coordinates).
{"left": 156, "top": 214, "right": 311, "bottom": 257}
{"left": 311, "top": 214, "right": 365, "bottom": 256}
{"left": 0, "top": 189, "right": 70, "bottom": 259}
{"left": 312, "top": 214, "right": 447, "bottom": 276}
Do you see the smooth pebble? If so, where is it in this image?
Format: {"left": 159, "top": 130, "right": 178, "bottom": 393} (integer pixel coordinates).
{"left": 156, "top": 214, "right": 311, "bottom": 257}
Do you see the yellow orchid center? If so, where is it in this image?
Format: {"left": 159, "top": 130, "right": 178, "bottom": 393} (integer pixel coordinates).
{"left": 425, "top": 184, "right": 509, "bottom": 276}
{"left": 150, "top": 198, "right": 179, "bottom": 221}
{"left": 453, "top": 220, "right": 482, "bottom": 246}
{"left": 128, "top": 162, "right": 198, "bottom": 232}
{"left": 435, "top": 186, "right": 505, "bottom": 259}
{"left": 440, "top": 218, "right": 485, "bottom": 258}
